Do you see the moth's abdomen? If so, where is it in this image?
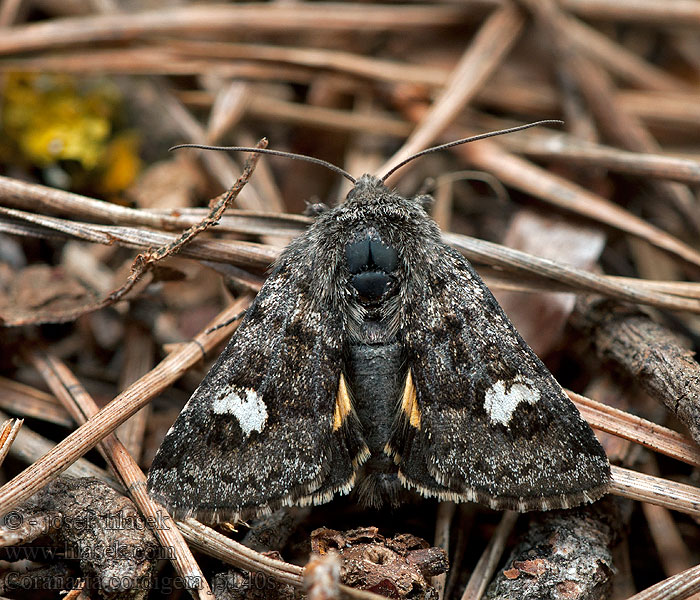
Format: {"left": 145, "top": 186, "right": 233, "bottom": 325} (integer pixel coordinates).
{"left": 346, "top": 341, "right": 404, "bottom": 507}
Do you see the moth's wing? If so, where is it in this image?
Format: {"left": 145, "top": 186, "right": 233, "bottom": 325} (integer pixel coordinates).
{"left": 147, "top": 248, "right": 367, "bottom": 523}
{"left": 389, "top": 245, "right": 611, "bottom": 511}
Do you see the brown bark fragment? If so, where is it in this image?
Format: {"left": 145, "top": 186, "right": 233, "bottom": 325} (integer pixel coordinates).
{"left": 485, "top": 500, "right": 622, "bottom": 600}
{"left": 0, "top": 476, "right": 158, "bottom": 600}
{"left": 311, "top": 527, "right": 448, "bottom": 599}
{"left": 572, "top": 297, "right": 700, "bottom": 444}
{"left": 212, "top": 567, "right": 299, "bottom": 600}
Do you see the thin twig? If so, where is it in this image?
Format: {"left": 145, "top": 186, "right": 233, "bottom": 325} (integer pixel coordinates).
{"left": 30, "top": 351, "right": 213, "bottom": 600}
{"left": 0, "top": 419, "right": 23, "bottom": 469}
{"left": 381, "top": 4, "right": 526, "bottom": 179}
{"left": 460, "top": 511, "right": 519, "bottom": 600}
{"left": 0, "top": 296, "right": 251, "bottom": 514}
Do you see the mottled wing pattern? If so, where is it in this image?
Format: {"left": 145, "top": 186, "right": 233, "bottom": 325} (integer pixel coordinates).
{"left": 389, "top": 244, "right": 611, "bottom": 511}
{"left": 147, "top": 245, "right": 367, "bottom": 523}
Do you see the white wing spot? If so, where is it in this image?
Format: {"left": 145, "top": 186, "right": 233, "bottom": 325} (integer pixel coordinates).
{"left": 484, "top": 377, "right": 540, "bottom": 425}
{"left": 212, "top": 387, "right": 268, "bottom": 436}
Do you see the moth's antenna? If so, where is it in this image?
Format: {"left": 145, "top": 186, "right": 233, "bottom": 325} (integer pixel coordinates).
{"left": 170, "top": 143, "right": 357, "bottom": 185}
{"left": 380, "top": 120, "right": 563, "bottom": 183}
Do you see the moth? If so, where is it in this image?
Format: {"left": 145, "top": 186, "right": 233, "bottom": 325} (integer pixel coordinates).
{"left": 147, "top": 123, "right": 611, "bottom": 523}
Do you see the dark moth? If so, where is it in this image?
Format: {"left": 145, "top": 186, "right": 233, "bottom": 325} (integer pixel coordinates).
{"left": 147, "top": 171, "right": 611, "bottom": 523}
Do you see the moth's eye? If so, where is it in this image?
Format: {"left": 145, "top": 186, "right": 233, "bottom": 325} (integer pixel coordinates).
{"left": 346, "top": 239, "right": 370, "bottom": 274}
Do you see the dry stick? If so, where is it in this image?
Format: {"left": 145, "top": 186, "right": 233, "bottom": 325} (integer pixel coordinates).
{"left": 0, "top": 419, "right": 23, "bottom": 468}
{"left": 115, "top": 324, "right": 155, "bottom": 463}
{"left": 0, "top": 408, "right": 119, "bottom": 486}
{"left": 433, "top": 502, "right": 457, "bottom": 600}
{"left": 455, "top": 138, "right": 700, "bottom": 269}
{"left": 0, "top": 173, "right": 311, "bottom": 233}
{"left": 573, "top": 298, "right": 700, "bottom": 445}
{"left": 460, "top": 511, "right": 519, "bottom": 600}
{"left": 380, "top": 3, "right": 526, "bottom": 179}
{"left": 445, "top": 233, "right": 700, "bottom": 312}
{"left": 0, "top": 3, "right": 473, "bottom": 55}
{"left": 0, "top": 173, "right": 195, "bottom": 229}
{"left": 0, "top": 49, "right": 319, "bottom": 83}
{"left": 0, "top": 208, "right": 279, "bottom": 266}
{"left": 627, "top": 563, "right": 700, "bottom": 600}
{"left": 166, "top": 39, "right": 448, "bottom": 87}
{"left": 558, "top": 0, "right": 700, "bottom": 26}
{"left": 507, "top": 133, "right": 700, "bottom": 184}
{"left": 610, "top": 466, "right": 700, "bottom": 519}
{"left": 180, "top": 519, "right": 302, "bottom": 585}
{"left": 246, "top": 95, "right": 411, "bottom": 138}
{"left": 484, "top": 268, "right": 700, "bottom": 301}
{"left": 640, "top": 457, "right": 696, "bottom": 577}
{"left": 0, "top": 376, "right": 72, "bottom": 426}
{"left": 3, "top": 207, "right": 700, "bottom": 318}
{"left": 0, "top": 295, "right": 250, "bottom": 515}
{"left": 569, "top": 391, "right": 700, "bottom": 468}
{"left": 30, "top": 352, "right": 213, "bottom": 600}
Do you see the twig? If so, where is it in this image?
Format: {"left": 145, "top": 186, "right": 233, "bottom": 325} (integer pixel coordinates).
{"left": 381, "top": 4, "right": 526, "bottom": 179}
{"left": 115, "top": 323, "right": 155, "bottom": 463}
{"left": 460, "top": 511, "right": 519, "bottom": 600}
{"left": 0, "top": 419, "right": 23, "bottom": 468}
{"left": 610, "top": 466, "right": 700, "bottom": 519}
{"left": 0, "top": 376, "right": 72, "bottom": 427}
{"left": 30, "top": 351, "right": 213, "bottom": 600}
{"left": 0, "top": 295, "right": 251, "bottom": 514}
{"left": 570, "top": 391, "right": 700, "bottom": 468}
{"left": 626, "top": 562, "right": 700, "bottom": 600}
{"left": 0, "top": 408, "right": 118, "bottom": 487}
{"left": 0, "top": 3, "right": 474, "bottom": 55}
{"left": 432, "top": 502, "right": 457, "bottom": 600}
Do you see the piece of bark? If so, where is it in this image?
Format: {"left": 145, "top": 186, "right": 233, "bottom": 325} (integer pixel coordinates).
{"left": 0, "top": 562, "right": 74, "bottom": 597}
{"left": 311, "top": 526, "right": 448, "bottom": 600}
{"left": 212, "top": 567, "right": 299, "bottom": 600}
{"left": 485, "top": 499, "right": 623, "bottom": 600}
{"left": 0, "top": 476, "right": 158, "bottom": 600}
{"left": 571, "top": 297, "right": 700, "bottom": 445}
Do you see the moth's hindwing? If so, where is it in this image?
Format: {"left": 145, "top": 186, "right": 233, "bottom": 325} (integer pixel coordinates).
{"left": 388, "top": 244, "right": 611, "bottom": 511}
{"left": 146, "top": 239, "right": 368, "bottom": 523}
